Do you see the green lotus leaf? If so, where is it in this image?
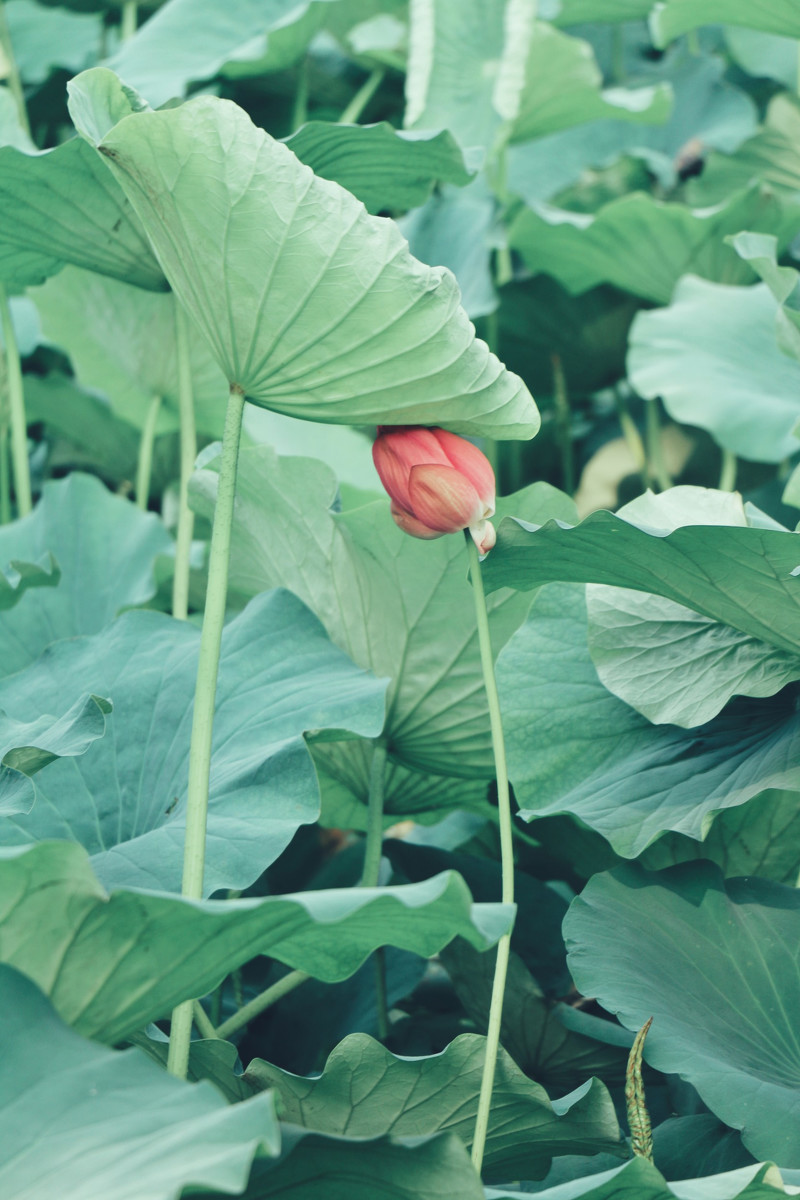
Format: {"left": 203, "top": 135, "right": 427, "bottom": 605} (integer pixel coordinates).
{"left": 651, "top": 0, "right": 800, "bottom": 46}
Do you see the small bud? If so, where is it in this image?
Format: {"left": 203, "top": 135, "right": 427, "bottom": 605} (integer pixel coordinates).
{"left": 373, "top": 426, "right": 496, "bottom": 553}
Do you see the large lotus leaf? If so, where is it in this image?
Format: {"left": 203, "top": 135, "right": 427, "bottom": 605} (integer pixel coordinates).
{"left": 397, "top": 176, "right": 498, "bottom": 320}
{"left": 482, "top": 491, "right": 800, "bottom": 657}
{"left": 235, "top": 1127, "right": 485, "bottom": 1200}
{"left": 106, "top": 0, "right": 338, "bottom": 108}
{"left": 0, "top": 135, "right": 165, "bottom": 292}
{"left": 283, "top": 122, "right": 475, "bottom": 216}
{"left": 33, "top": 267, "right": 227, "bottom": 436}
{"left": 0, "top": 473, "right": 172, "bottom": 680}
{"left": 219, "top": 2, "right": 330, "bottom": 79}
{"left": 0, "top": 964, "right": 280, "bottom": 1200}
{"left": 554, "top": 0, "right": 657, "bottom": 20}
{"left": 7, "top": 0, "right": 100, "bottom": 85}
{"left": 0, "top": 694, "right": 111, "bottom": 817}
{"left": 725, "top": 26, "right": 798, "bottom": 89}
{"left": 487, "top": 1160, "right": 787, "bottom": 1200}
{"left": 0, "top": 589, "right": 387, "bottom": 894}
{"left": 651, "top": 0, "right": 800, "bottom": 44}
{"left": 584, "top": 489, "right": 800, "bottom": 726}
{"left": 565, "top": 861, "right": 800, "bottom": 1166}
{"left": 640, "top": 789, "right": 800, "bottom": 886}
{"left": 729, "top": 231, "right": 800, "bottom": 361}
{"left": 687, "top": 93, "right": 800, "bottom": 206}
{"left": 68, "top": 69, "right": 537, "bottom": 440}
{"left": 191, "top": 443, "right": 576, "bottom": 782}
{"left": 628, "top": 276, "right": 800, "bottom": 462}
{"left": 507, "top": 51, "right": 756, "bottom": 203}
{"left": 496, "top": 584, "right": 800, "bottom": 857}
{"left": 509, "top": 185, "right": 799, "bottom": 304}
{"left": 0, "top": 840, "right": 512, "bottom": 1043}
{"left": 247, "top": 1033, "right": 623, "bottom": 1184}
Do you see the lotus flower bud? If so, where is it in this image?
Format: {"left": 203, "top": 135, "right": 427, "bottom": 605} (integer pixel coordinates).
{"left": 372, "top": 426, "right": 497, "bottom": 554}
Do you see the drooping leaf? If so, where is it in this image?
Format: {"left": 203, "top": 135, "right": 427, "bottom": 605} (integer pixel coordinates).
{"left": 584, "top": 490, "right": 800, "bottom": 727}
{"left": 487, "top": 1160, "right": 788, "bottom": 1199}
{"left": 284, "top": 122, "right": 475, "bottom": 215}
{"left": 0, "top": 841, "right": 513, "bottom": 1043}
{"left": 482, "top": 488, "right": 800, "bottom": 656}
{"left": 729, "top": 230, "right": 800, "bottom": 360}
{"left": 0, "top": 473, "right": 172, "bottom": 679}
{"left": 508, "top": 184, "right": 799, "bottom": 304}
{"left": 565, "top": 861, "right": 800, "bottom": 1166}
{"left": 627, "top": 276, "right": 800, "bottom": 462}
{"left": 33, "top": 266, "right": 227, "bottom": 435}
{"left": 0, "top": 135, "right": 165, "bottom": 291}
{"left": 191, "top": 443, "right": 575, "bottom": 786}
{"left": 68, "top": 69, "right": 538, "bottom": 439}
{"left": 0, "top": 589, "right": 387, "bottom": 894}
{"left": 247, "top": 1033, "right": 624, "bottom": 1184}
{"left": 651, "top": 0, "right": 800, "bottom": 45}
{"left": 0, "top": 553, "right": 59, "bottom": 613}
{"left": 0, "top": 693, "right": 111, "bottom": 817}
{"left": 496, "top": 584, "right": 800, "bottom": 857}
{"left": 0, "top": 964, "right": 280, "bottom": 1200}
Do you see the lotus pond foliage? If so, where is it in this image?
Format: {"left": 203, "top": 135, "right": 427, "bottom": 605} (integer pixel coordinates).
{"left": 1, "top": 0, "right": 800, "bottom": 1197}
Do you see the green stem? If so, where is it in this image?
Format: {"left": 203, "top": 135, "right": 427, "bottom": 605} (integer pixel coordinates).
{"left": 0, "top": 283, "right": 31, "bottom": 517}
{"left": 361, "top": 739, "right": 387, "bottom": 888}
{"left": 718, "top": 448, "right": 737, "bottom": 493}
{"left": 167, "top": 387, "right": 245, "bottom": 1080}
{"left": 339, "top": 67, "right": 385, "bottom": 125}
{"left": 464, "top": 532, "right": 515, "bottom": 1176}
{"left": 192, "top": 999, "right": 219, "bottom": 1041}
{"left": 646, "top": 400, "right": 672, "bottom": 492}
{"left": 215, "top": 969, "right": 310, "bottom": 1040}
{"left": 120, "top": 1, "right": 137, "bottom": 40}
{"left": 135, "top": 392, "right": 162, "bottom": 511}
{"left": 172, "top": 305, "right": 197, "bottom": 620}
{"left": 0, "top": 422, "right": 10, "bottom": 525}
{"left": 291, "top": 56, "right": 309, "bottom": 132}
{"left": 551, "top": 353, "right": 573, "bottom": 495}
{"left": 0, "top": 1, "right": 30, "bottom": 139}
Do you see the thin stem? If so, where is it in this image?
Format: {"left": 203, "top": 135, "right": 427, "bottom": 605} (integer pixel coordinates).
{"left": 339, "top": 67, "right": 385, "bottom": 125}
{"left": 646, "top": 400, "right": 672, "bottom": 492}
{"left": 361, "top": 739, "right": 387, "bottom": 888}
{"left": 0, "top": 1, "right": 31, "bottom": 139}
{"left": 172, "top": 304, "right": 197, "bottom": 620}
{"left": 215, "top": 969, "right": 310, "bottom": 1040}
{"left": 135, "top": 392, "right": 162, "bottom": 510}
{"left": 465, "top": 532, "right": 515, "bottom": 1176}
{"left": 551, "top": 353, "right": 573, "bottom": 495}
{"left": 0, "top": 284, "right": 31, "bottom": 517}
{"left": 291, "top": 56, "right": 309, "bottom": 132}
{"left": 0, "top": 423, "right": 9, "bottom": 525}
{"left": 718, "top": 448, "right": 737, "bottom": 493}
{"left": 120, "top": 1, "right": 137, "bottom": 40}
{"left": 192, "top": 999, "right": 219, "bottom": 1040}
{"left": 167, "top": 387, "right": 245, "bottom": 1080}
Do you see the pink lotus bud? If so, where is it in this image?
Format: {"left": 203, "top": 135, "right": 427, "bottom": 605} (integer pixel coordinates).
{"left": 372, "top": 426, "right": 496, "bottom": 554}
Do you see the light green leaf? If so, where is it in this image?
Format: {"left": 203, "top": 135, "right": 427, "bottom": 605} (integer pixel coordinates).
{"left": 487, "top": 1160, "right": 788, "bottom": 1199}
{"left": 496, "top": 584, "right": 800, "bottom": 857}
{"left": 0, "top": 553, "right": 59, "bottom": 613}
{"left": 565, "top": 861, "right": 800, "bottom": 1166}
{"left": 554, "top": 0, "right": 653, "bottom": 21}
{"left": 687, "top": 93, "right": 800, "bottom": 206}
{"left": 0, "top": 136, "right": 165, "bottom": 291}
{"left": 628, "top": 275, "right": 800, "bottom": 462}
{"left": 69, "top": 69, "right": 538, "bottom": 439}
{"left": 6, "top": 0, "right": 100, "bottom": 85}
{"left": 0, "top": 85, "right": 34, "bottom": 151}
{"left": 191, "top": 443, "right": 575, "bottom": 783}
{"left": 651, "top": 0, "right": 800, "bottom": 45}
{"left": 106, "top": 0, "right": 338, "bottom": 108}
{"left": 0, "top": 964, "right": 280, "bottom": 1200}
{"left": 243, "top": 406, "right": 379, "bottom": 492}
{"left": 0, "top": 841, "right": 512, "bottom": 1043}
{"left": 729, "top": 230, "right": 800, "bottom": 361}
{"left": 584, "top": 489, "right": 800, "bottom": 726}
{"left": 0, "top": 589, "right": 387, "bottom": 894}
{"left": 725, "top": 25, "right": 799, "bottom": 88}
{"left": 0, "top": 473, "right": 172, "bottom": 679}
{"left": 283, "top": 122, "right": 475, "bottom": 215}
{"left": 0, "top": 694, "right": 111, "bottom": 817}
{"left": 482, "top": 490, "right": 800, "bottom": 656}
{"left": 247, "top": 1033, "right": 623, "bottom": 1184}
{"left": 509, "top": 184, "right": 799, "bottom": 304}
{"left": 220, "top": 3, "right": 330, "bottom": 79}
{"left": 33, "top": 267, "right": 227, "bottom": 436}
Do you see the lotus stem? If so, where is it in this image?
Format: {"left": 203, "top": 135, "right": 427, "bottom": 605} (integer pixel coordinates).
{"left": 339, "top": 67, "right": 385, "bottom": 125}
{"left": 0, "top": 2, "right": 30, "bottom": 138}
{"left": 215, "top": 969, "right": 310, "bottom": 1040}
{"left": 120, "top": 1, "right": 137, "bottom": 40}
{"left": 0, "top": 283, "right": 31, "bottom": 517}
{"left": 362, "top": 738, "right": 390, "bottom": 1039}
{"left": 135, "top": 393, "right": 162, "bottom": 510}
